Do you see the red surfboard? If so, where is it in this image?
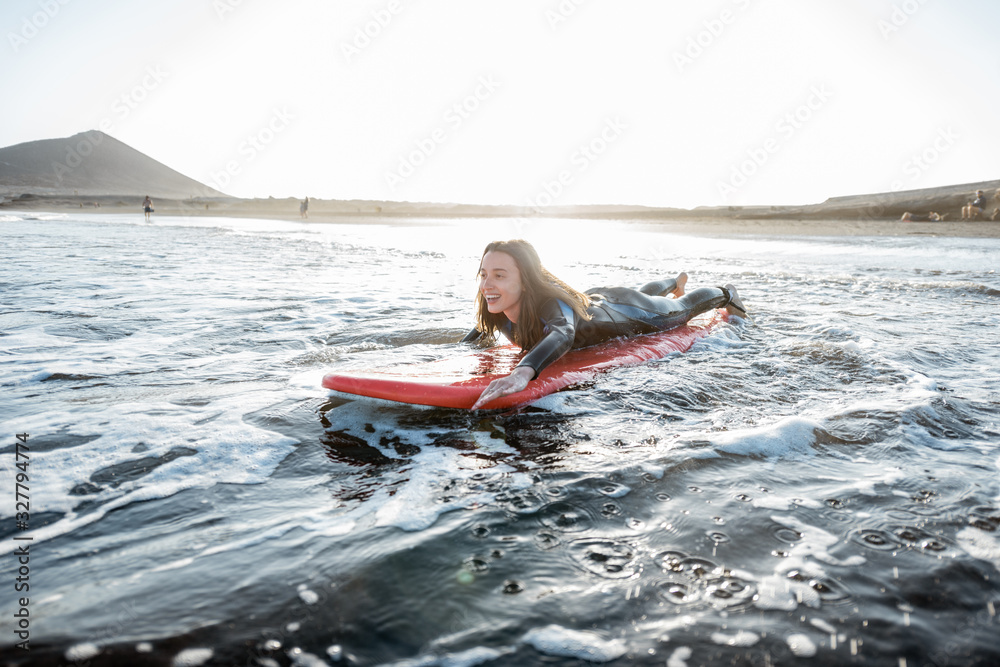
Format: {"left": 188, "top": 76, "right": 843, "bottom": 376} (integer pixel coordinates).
{"left": 322, "top": 311, "right": 729, "bottom": 410}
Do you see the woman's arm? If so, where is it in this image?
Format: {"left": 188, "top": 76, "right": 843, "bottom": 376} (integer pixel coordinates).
{"left": 471, "top": 299, "right": 577, "bottom": 409}
{"left": 459, "top": 328, "right": 482, "bottom": 343}
{"left": 471, "top": 365, "right": 535, "bottom": 409}
{"left": 513, "top": 299, "right": 576, "bottom": 378}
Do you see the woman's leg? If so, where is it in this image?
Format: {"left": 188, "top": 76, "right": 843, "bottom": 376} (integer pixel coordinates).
{"left": 671, "top": 286, "right": 728, "bottom": 318}
{"left": 639, "top": 272, "right": 687, "bottom": 297}
{"left": 722, "top": 284, "right": 747, "bottom": 317}
{"left": 591, "top": 281, "right": 746, "bottom": 337}
{"left": 675, "top": 285, "right": 746, "bottom": 318}
{"left": 596, "top": 285, "right": 729, "bottom": 332}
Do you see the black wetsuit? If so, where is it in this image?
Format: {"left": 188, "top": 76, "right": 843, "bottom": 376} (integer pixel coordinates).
{"left": 462, "top": 280, "right": 732, "bottom": 377}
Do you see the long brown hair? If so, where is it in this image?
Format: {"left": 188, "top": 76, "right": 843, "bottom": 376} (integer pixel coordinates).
{"left": 473, "top": 239, "right": 592, "bottom": 349}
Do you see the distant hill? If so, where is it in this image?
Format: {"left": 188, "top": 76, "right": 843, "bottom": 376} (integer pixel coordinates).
{"left": 0, "top": 131, "right": 225, "bottom": 199}
{"left": 574, "top": 179, "right": 1000, "bottom": 221}
{"left": 802, "top": 179, "right": 1000, "bottom": 219}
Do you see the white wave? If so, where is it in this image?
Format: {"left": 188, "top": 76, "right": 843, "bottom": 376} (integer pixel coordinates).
{"left": 323, "top": 403, "right": 531, "bottom": 533}
{"left": 666, "top": 646, "right": 693, "bottom": 667}
{"left": 377, "top": 645, "right": 516, "bottom": 667}
{"left": 771, "top": 514, "right": 866, "bottom": 569}
{"left": 955, "top": 527, "right": 1000, "bottom": 565}
{"left": 22, "top": 212, "right": 70, "bottom": 221}
{"left": 522, "top": 625, "right": 627, "bottom": 662}
{"left": 711, "top": 630, "right": 761, "bottom": 647}
{"left": 786, "top": 633, "right": 818, "bottom": 657}
{"left": 752, "top": 494, "right": 823, "bottom": 511}
{"left": 0, "top": 391, "right": 298, "bottom": 554}
{"left": 639, "top": 462, "right": 665, "bottom": 479}
{"left": 710, "top": 417, "right": 823, "bottom": 459}
{"left": 852, "top": 467, "right": 906, "bottom": 495}
{"left": 371, "top": 449, "right": 500, "bottom": 532}
{"left": 65, "top": 643, "right": 100, "bottom": 661}
{"left": 172, "top": 648, "right": 213, "bottom": 666}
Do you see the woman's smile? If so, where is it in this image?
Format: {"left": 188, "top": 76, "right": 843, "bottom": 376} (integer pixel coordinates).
{"left": 479, "top": 251, "right": 524, "bottom": 322}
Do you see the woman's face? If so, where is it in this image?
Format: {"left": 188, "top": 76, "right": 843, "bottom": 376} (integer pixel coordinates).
{"left": 479, "top": 250, "right": 524, "bottom": 322}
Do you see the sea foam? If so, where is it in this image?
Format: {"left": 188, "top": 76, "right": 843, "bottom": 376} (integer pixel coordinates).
{"left": 710, "top": 417, "right": 822, "bottom": 459}
{"left": 522, "top": 625, "right": 627, "bottom": 662}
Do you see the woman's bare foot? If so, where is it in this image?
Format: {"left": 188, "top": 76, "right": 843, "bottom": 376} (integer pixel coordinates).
{"left": 723, "top": 284, "right": 747, "bottom": 317}
{"left": 668, "top": 272, "right": 688, "bottom": 297}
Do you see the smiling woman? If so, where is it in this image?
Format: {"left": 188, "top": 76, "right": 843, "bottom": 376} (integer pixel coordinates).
{"left": 461, "top": 239, "right": 747, "bottom": 408}
{"left": 477, "top": 247, "right": 527, "bottom": 321}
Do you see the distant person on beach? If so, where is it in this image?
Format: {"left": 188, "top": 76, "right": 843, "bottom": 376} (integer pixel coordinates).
{"left": 961, "top": 190, "right": 987, "bottom": 220}
{"left": 973, "top": 190, "right": 987, "bottom": 210}
{"left": 900, "top": 211, "right": 944, "bottom": 222}
{"left": 142, "top": 195, "right": 153, "bottom": 222}
{"left": 300, "top": 197, "right": 309, "bottom": 219}
{"left": 462, "top": 239, "right": 746, "bottom": 409}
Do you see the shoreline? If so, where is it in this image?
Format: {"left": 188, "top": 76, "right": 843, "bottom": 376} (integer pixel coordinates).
{"left": 3, "top": 196, "right": 1000, "bottom": 238}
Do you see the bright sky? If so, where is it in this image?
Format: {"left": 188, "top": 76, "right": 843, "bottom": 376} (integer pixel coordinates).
{"left": 3, "top": 0, "right": 998, "bottom": 208}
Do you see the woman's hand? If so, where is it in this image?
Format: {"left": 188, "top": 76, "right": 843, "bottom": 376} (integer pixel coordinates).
{"left": 472, "top": 366, "right": 535, "bottom": 410}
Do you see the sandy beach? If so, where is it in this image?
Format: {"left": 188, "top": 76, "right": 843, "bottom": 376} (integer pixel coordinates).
{"left": 4, "top": 192, "right": 1000, "bottom": 238}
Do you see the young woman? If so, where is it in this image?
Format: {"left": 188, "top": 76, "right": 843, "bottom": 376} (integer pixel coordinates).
{"left": 463, "top": 239, "right": 747, "bottom": 409}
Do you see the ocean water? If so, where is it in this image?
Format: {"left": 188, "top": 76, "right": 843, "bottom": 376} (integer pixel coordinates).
{"left": 1, "top": 212, "right": 998, "bottom": 667}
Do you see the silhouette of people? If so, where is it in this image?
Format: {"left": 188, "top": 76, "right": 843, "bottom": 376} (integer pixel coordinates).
{"left": 300, "top": 196, "right": 309, "bottom": 219}
{"left": 142, "top": 195, "right": 154, "bottom": 222}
